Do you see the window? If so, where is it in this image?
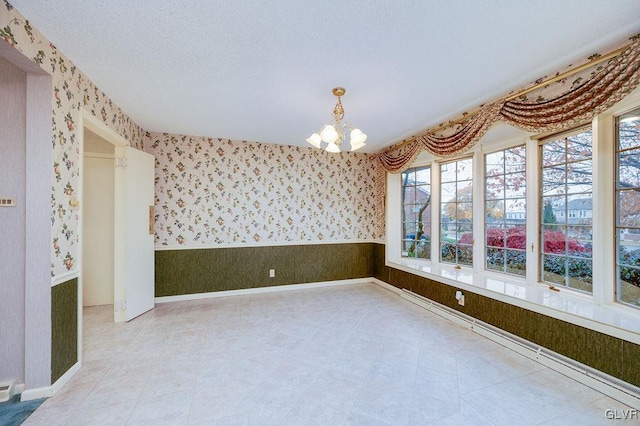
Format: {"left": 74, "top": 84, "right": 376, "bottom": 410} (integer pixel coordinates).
{"left": 401, "top": 166, "right": 431, "bottom": 259}
{"left": 616, "top": 107, "right": 640, "bottom": 308}
{"left": 440, "top": 158, "right": 473, "bottom": 265}
{"left": 389, "top": 95, "right": 640, "bottom": 314}
{"left": 540, "top": 129, "right": 593, "bottom": 293}
{"left": 485, "top": 146, "right": 527, "bottom": 276}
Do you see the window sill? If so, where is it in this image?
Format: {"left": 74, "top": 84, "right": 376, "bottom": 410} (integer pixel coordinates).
{"left": 387, "top": 258, "right": 640, "bottom": 345}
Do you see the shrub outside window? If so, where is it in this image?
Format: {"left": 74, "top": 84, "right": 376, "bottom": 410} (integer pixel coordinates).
{"left": 616, "top": 107, "right": 640, "bottom": 308}
{"left": 540, "top": 129, "right": 593, "bottom": 293}
{"left": 485, "top": 146, "right": 527, "bottom": 276}
{"left": 440, "top": 158, "right": 473, "bottom": 266}
{"left": 401, "top": 166, "right": 431, "bottom": 259}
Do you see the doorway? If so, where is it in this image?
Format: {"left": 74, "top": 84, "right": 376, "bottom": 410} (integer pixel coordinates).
{"left": 79, "top": 110, "right": 155, "bottom": 338}
{"left": 82, "top": 129, "right": 115, "bottom": 307}
{"left": 78, "top": 111, "right": 129, "bottom": 341}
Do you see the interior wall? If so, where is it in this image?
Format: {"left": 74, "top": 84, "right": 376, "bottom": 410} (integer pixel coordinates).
{"left": 147, "top": 131, "right": 382, "bottom": 298}
{"left": 155, "top": 243, "right": 374, "bottom": 296}
{"left": 0, "top": 56, "right": 27, "bottom": 385}
{"left": 2, "top": 3, "right": 144, "bottom": 389}
{"left": 82, "top": 153, "right": 114, "bottom": 306}
{"left": 24, "top": 72, "right": 53, "bottom": 390}
{"left": 145, "top": 132, "right": 382, "bottom": 248}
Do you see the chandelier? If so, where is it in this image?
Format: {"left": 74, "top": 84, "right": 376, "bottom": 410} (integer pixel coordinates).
{"left": 306, "top": 87, "right": 367, "bottom": 153}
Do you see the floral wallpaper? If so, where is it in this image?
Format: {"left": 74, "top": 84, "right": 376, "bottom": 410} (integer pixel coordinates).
{"left": 146, "top": 133, "right": 382, "bottom": 247}
{"left": 1, "top": 1, "right": 145, "bottom": 277}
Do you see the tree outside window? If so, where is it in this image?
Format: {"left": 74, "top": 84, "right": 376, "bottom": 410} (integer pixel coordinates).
{"left": 401, "top": 166, "right": 431, "bottom": 259}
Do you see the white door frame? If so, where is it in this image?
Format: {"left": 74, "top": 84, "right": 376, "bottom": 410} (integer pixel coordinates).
{"left": 78, "top": 109, "right": 128, "bottom": 364}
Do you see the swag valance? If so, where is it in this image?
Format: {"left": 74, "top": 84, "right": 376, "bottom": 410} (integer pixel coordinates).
{"left": 376, "top": 34, "right": 640, "bottom": 174}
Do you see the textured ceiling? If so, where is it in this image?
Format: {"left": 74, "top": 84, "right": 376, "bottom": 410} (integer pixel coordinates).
{"left": 9, "top": 1, "right": 640, "bottom": 153}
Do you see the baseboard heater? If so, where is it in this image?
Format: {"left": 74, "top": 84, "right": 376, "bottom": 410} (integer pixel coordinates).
{"left": 399, "top": 288, "right": 640, "bottom": 410}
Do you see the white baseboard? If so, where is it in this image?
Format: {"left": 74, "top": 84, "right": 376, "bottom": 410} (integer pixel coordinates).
{"left": 371, "top": 278, "right": 402, "bottom": 295}
{"left": 20, "top": 362, "right": 81, "bottom": 402}
{"left": 155, "top": 278, "right": 374, "bottom": 303}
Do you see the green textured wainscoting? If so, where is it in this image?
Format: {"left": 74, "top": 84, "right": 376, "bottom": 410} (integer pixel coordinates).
{"left": 382, "top": 266, "right": 640, "bottom": 387}
{"left": 155, "top": 242, "right": 374, "bottom": 297}
{"left": 373, "top": 242, "right": 389, "bottom": 283}
{"left": 51, "top": 278, "right": 77, "bottom": 383}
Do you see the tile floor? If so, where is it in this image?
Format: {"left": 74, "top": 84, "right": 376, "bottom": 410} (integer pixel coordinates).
{"left": 25, "top": 283, "right": 637, "bottom": 425}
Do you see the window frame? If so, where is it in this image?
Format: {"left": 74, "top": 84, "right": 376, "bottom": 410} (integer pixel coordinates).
{"left": 387, "top": 86, "right": 640, "bottom": 318}
{"left": 538, "top": 126, "right": 594, "bottom": 294}
{"left": 484, "top": 144, "right": 528, "bottom": 277}
{"left": 439, "top": 156, "right": 474, "bottom": 267}
{"left": 615, "top": 106, "right": 640, "bottom": 309}
{"left": 400, "top": 165, "right": 432, "bottom": 260}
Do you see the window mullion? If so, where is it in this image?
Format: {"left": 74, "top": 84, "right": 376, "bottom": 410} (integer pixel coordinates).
{"left": 431, "top": 161, "right": 441, "bottom": 262}
{"left": 386, "top": 171, "right": 402, "bottom": 262}
{"left": 473, "top": 152, "right": 484, "bottom": 274}
{"left": 593, "top": 113, "right": 614, "bottom": 305}
{"left": 526, "top": 138, "right": 540, "bottom": 285}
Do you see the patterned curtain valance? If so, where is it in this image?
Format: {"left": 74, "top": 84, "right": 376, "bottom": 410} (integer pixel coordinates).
{"left": 417, "top": 99, "right": 504, "bottom": 159}
{"left": 376, "top": 34, "right": 640, "bottom": 174}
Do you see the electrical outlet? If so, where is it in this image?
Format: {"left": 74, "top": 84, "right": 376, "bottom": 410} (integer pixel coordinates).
{"left": 0, "top": 198, "right": 16, "bottom": 207}
{"left": 455, "top": 290, "right": 465, "bottom": 306}
{"left": 269, "top": 269, "right": 275, "bottom": 278}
